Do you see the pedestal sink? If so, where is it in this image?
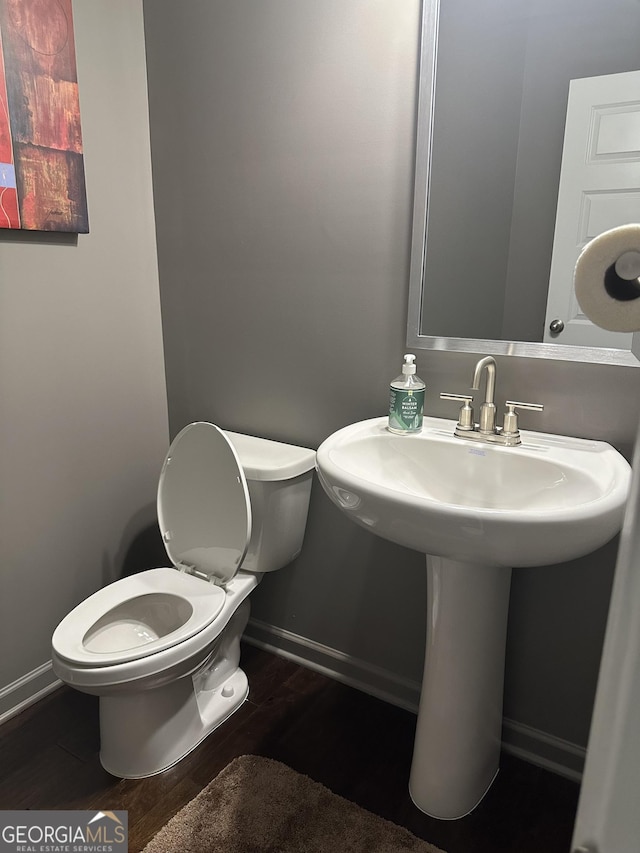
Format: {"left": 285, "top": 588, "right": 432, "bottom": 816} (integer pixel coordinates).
{"left": 316, "top": 416, "right": 631, "bottom": 819}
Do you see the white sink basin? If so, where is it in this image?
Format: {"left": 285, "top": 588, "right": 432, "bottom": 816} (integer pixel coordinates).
{"left": 316, "top": 415, "right": 631, "bottom": 819}
{"left": 316, "top": 416, "right": 631, "bottom": 567}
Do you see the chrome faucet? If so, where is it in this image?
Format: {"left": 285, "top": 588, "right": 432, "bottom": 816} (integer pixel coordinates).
{"left": 472, "top": 355, "right": 497, "bottom": 435}
{"left": 440, "top": 356, "right": 544, "bottom": 446}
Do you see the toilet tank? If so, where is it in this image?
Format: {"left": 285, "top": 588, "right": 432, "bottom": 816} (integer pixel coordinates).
{"left": 224, "top": 431, "right": 316, "bottom": 573}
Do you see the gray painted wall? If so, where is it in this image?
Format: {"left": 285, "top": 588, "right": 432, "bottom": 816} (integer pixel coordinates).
{"left": 144, "top": 0, "right": 640, "bottom": 751}
{"left": 0, "top": 1, "right": 169, "bottom": 715}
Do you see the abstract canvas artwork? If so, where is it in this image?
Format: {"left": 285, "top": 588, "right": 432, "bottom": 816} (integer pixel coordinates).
{"left": 0, "top": 0, "right": 88, "bottom": 232}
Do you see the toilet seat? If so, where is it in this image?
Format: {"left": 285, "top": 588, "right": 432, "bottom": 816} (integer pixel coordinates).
{"left": 52, "top": 572, "right": 259, "bottom": 690}
{"left": 52, "top": 569, "right": 227, "bottom": 666}
{"left": 157, "top": 421, "right": 252, "bottom": 585}
{"left": 52, "top": 423, "right": 252, "bottom": 668}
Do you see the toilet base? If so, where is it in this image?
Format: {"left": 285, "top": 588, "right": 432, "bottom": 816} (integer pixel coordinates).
{"left": 98, "top": 599, "right": 251, "bottom": 779}
{"left": 99, "top": 667, "right": 249, "bottom": 778}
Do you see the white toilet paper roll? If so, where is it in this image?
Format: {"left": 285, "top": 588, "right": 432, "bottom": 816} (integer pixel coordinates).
{"left": 574, "top": 223, "right": 640, "bottom": 333}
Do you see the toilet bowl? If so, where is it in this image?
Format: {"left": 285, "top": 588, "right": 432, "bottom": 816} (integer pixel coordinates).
{"left": 52, "top": 422, "right": 315, "bottom": 778}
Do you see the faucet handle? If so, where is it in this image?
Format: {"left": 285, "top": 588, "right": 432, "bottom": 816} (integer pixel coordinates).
{"left": 440, "top": 392, "right": 474, "bottom": 431}
{"left": 503, "top": 400, "right": 544, "bottom": 437}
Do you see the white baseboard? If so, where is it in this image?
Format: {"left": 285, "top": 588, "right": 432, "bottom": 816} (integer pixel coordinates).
{"left": 0, "top": 628, "right": 586, "bottom": 783}
{"left": 0, "top": 661, "right": 62, "bottom": 726}
{"left": 244, "top": 617, "right": 422, "bottom": 713}
{"left": 501, "top": 718, "right": 585, "bottom": 782}
{"left": 243, "top": 618, "right": 585, "bottom": 781}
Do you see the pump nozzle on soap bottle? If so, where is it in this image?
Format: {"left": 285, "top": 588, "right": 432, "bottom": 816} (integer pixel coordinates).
{"left": 388, "top": 354, "right": 425, "bottom": 434}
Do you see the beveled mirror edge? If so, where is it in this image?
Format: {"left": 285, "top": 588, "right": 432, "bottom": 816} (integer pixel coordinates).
{"left": 406, "top": 0, "right": 640, "bottom": 368}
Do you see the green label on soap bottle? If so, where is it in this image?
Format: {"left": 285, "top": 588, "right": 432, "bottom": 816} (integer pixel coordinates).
{"left": 388, "top": 388, "right": 424, "bottom": 432}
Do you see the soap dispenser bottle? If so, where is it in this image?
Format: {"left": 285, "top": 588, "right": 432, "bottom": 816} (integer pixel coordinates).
{"left": 388, "top": 354, "right": 425, "bottom": 434}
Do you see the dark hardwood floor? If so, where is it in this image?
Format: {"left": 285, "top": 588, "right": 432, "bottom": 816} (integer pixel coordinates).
{"left": 0, "top": 644, "right": 579, "bottom": 852}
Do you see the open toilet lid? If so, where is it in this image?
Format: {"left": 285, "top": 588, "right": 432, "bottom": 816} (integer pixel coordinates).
{"left": 157, "top": 422, "right": 252, "bottom": 585}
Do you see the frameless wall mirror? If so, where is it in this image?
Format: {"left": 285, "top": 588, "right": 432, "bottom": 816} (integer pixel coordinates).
{"left": 407, "top": 0, "right": 640, "bottom": 365}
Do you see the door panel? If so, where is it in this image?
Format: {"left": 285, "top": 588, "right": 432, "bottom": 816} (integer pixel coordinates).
{"left": 544, "top": 71, "right": 640, "bottom": 347}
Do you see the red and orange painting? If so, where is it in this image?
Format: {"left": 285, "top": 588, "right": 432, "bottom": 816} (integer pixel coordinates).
{"left": 0, "top": 0, "right": 88, "bottom": 232}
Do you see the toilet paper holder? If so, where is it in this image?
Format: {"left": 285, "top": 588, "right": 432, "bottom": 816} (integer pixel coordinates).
{"left": 575, "top": 224, "right": 640, "bottom": 334}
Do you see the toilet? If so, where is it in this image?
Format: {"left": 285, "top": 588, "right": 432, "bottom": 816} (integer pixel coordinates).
{"left": 51, "top": 422, "right": 315, "bottom": 779}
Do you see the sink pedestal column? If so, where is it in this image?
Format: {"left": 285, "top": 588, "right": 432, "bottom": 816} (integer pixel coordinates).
{"left": 409, "top": 556, "right": 512, "bottom": 819}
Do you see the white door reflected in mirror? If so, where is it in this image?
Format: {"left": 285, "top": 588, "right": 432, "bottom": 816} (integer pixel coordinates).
{"left": 544, "top": 70, "right": 640, "bottom": 348}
